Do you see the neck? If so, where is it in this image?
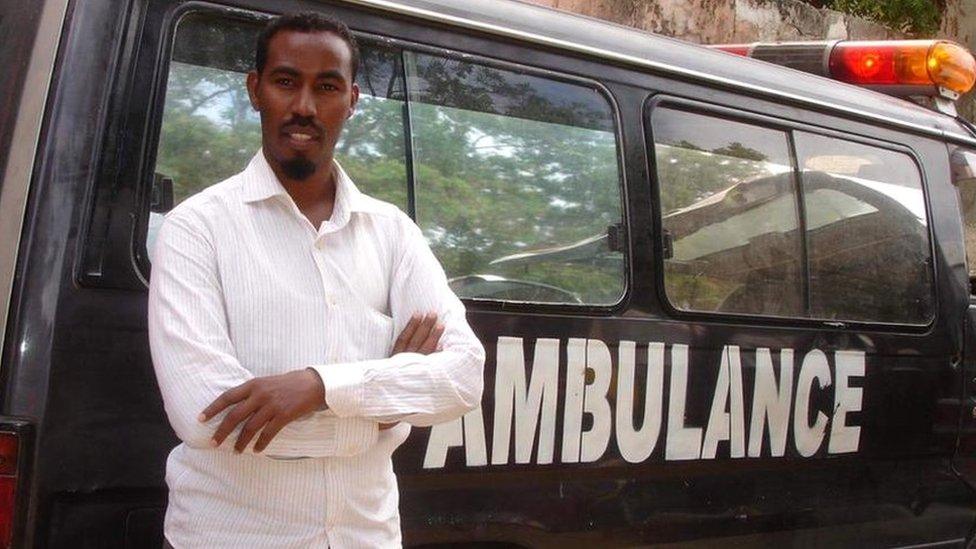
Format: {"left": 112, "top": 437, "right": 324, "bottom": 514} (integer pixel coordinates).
{"left": 264, "top": 150, "right": 338, "bottom": 229}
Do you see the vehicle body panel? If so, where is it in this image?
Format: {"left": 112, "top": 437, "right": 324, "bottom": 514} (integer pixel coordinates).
{"left": 2, "top": 0, "right": 975, "bottom": 547}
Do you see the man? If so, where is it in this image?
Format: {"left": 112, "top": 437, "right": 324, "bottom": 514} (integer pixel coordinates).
{"left": 148, "top": 12, "right": 485, "bottom": 548}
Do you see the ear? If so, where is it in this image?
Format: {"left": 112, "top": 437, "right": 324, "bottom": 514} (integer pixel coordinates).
{"left": 347, "top": 82, "right": 360, "bottom": 119}
{"left": 246, "top": 70, "right": 261, "bottom": 111}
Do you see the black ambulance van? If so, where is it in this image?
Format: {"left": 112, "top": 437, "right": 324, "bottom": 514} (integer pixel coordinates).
{"left": 5, "top": 0, "right": 976, "bottom": 546}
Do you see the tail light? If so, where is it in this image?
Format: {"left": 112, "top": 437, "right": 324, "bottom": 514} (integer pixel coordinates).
{"left": 0, "top": 433, "right": 19, "bottom": 548}
{"left": 0, "top": 421, "right": 34, "bottom": 549}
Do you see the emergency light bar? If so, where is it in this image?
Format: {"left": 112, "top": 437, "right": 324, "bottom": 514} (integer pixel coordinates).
{"left": 709, "top": 40, "right": 976, "bottom": 98}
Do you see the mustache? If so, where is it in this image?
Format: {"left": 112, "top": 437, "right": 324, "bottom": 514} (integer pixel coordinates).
{"left": 280, "top": 115, "right": 324, "bottom": 136}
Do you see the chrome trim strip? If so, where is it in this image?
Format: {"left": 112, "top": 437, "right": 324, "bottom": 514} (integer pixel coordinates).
{"left": 895, "top": 540, "right": 966, "bottom": 549}
{"left": 0, "top": 0, "right": 70, "bottom": 361}
{"left": 334, "top": 0, "right": 976, "bottom": 146}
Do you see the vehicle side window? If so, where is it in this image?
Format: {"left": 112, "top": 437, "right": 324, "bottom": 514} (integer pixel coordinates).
{"left": 148, "top": 13, "right": 408, "bottom": 258}
{"left": 951, "top": 148, "right": 976, "bottom": 293}
{"left": 144, "top": 11, "right": 626, "bottom": 307}
{"left": 404, "top": 52, "right": 625, "bottom": 305}
{"left": 795, "top": 132, "right": 932, "bottom": 324}
{"left": 652, "top": 107, "right": 804, "bottom": 316}
{"left": 650, "top": 104, "right": 934, "bottom": 325}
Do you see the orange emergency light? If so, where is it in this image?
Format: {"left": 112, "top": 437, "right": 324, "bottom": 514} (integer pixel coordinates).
{"left": 710, "top": 40, "right": 976, "bottom": 97}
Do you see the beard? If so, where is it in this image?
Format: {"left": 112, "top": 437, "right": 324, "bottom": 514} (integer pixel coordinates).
{"left": 280, "top": 157, "right": 317, "bottom": 181}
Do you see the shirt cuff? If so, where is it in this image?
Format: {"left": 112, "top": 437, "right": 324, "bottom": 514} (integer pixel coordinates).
{"left": 311, "top": 354, "right": 420, "bottom": 418}
{"left": 311, "top": 362, "right": 367, "bottom": 417}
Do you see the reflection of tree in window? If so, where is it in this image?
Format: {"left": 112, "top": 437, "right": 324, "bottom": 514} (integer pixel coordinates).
{"left": 333, "top": 47, "right": 407, "bottom": 209}
{"left": 408, "top": 56, "right": 612, "bottom": 131}
{"left": 155, "top": 14, "right": 408, "bottom": 210}
{"left": 656, "top": 141, "right": 778, "bottom": 214}
{"left": 157, "top": 64, "right": 261, "bottom": 204}
{"left": 407, "top": 53, "right": 624, "bottom": 305}
{"left": 653, "top": 108, "right": 801, "bottom": 317}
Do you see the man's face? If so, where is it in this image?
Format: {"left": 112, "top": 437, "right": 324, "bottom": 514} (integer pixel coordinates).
{"left": 246, "top": 30, "right": 359, "bottom": 181}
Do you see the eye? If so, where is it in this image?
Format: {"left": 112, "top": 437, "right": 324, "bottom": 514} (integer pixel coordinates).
{"left": 317, "top": 82, "right": 339, "bottom": 92}
{"left": 275, "top": 77, "right": 294, "bottom": 87}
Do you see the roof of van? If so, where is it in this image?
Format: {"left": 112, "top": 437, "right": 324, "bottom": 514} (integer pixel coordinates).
{"left": 339, "top": 0, "right": 975, "bottom": 144}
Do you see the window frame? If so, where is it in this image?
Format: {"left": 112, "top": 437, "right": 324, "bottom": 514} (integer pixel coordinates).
{"left": 645, "top": 94, "right": 937, "bottom": 330}
{"left": 950, "top": 145, "right": 976, "bottom": 296}
{"left": 83, "top": 1, "right": 632, "bottom": 315}
{"left": 130, "top": 5, "right": 271, "bottom": 286}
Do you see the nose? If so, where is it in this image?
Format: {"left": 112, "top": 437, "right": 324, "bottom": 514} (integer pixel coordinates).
{"left": 291, "top": 85, "right": 316, "bottom": 118}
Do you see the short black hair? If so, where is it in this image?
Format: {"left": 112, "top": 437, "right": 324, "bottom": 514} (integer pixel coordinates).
{"left": 255, "top": 12, "right": 360, "bottom": 81}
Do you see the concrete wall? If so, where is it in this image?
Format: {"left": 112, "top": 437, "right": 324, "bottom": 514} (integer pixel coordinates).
{"left": 526, "top": 0, "right": 902, "bottom": 42}
{"left": 942, "top": 0, "right": 976, "bottom": 120}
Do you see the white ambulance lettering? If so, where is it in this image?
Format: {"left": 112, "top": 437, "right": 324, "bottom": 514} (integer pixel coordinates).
{"left": 748, "top": 348, "right": 794, "bottom": 458}
{"left": 421, "top": 338, "right": 865, "bottom": 469}
{"left": 561, "top": 338, "right": 587, "bottom": 463}
{"left": 665, "top": 344, "right": 702, "bottom": 460}
{"left": 615, "top": 341, "right": 664, "bottom": 463}
{"left": 423, "top": 412, "right": 461, "bottom": 469}
{"left": 702, "top": 346, "right": 746, "bottom": 459}
{"left": 491, "top": 337, "right": 559, "bottom": 465}
{"left": 829, "top": 350, "right": 865, "bottom": 454}
{"left": 462, "top": 406, "right": 489, "bottom": 466}
{"left": 794, "top": 349, "right": 831, "bottom": 457}
{"left": 423, "top": 406, "right": 488, "bottom": 468}
{"left": 581, "top": 339, "right": 613, "bottom": 462}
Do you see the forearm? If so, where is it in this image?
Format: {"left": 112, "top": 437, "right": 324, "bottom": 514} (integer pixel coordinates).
{"left": 173, "top": 407, "right": 376, "bottom": 458}
{"left": 311, "top": 338, "right": 485, "bottom": 427}
{"left": 150, "top": 325, "right": 378, "bottom": 457}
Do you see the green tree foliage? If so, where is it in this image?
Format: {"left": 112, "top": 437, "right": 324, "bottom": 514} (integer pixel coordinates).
{"left": 333, "top": 95, "right": 408, "bottom": 209}
{"left": 405, "top": 54, "right": 624, "bottom": 303}
{"left": 655, "top": 140, "right": 772, "bottom": 214}
{"left": 156, "top": 64, "right": 261, "bottom": 203}
{"left": 411, "top": 104, "right": 622, "bottom": 303}
{"left": 822, "top": 0, "right": 941, "bottom": 36}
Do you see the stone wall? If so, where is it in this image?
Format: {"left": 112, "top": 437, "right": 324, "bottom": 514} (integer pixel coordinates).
{"left": 942, "top": 0, "right": 976, "bottom": 120}
{"left": 527, "top": 0, "right": 902, "bottom": 42}
{"left": 528, "top": 0, "right": 976, "bottom": 121}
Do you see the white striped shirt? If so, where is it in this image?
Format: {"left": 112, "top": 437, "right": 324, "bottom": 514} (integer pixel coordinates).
{"left": 148, "top": 151, "right": 485, "bottom": 548}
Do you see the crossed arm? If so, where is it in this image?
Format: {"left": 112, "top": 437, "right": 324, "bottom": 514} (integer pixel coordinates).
{"left": 149, "top": 212, "right": 485, "bottom": 457}
{"left": 200, "top": 314, "right": 445, "bottom": 453}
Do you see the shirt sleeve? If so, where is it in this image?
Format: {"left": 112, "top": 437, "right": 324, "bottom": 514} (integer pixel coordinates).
{"left": 310, "top": 214, "right": 485, "bottom": 427}
{"left": 148, "top": 213, "right": 378, "bottom": 458}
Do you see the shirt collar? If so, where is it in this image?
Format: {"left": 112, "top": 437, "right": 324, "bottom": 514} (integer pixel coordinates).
{"left": 240, "top": 150, "right": 381, "bottom": 229}
{"left": 240, "top": 151, "right": 285, "bottom": 204}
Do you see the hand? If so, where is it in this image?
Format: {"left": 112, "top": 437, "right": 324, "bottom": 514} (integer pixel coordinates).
{"left": 199, "top": 369, "right": 325, "bottom": 453}
{"left": 392, "top": 312, "right": 444, "bottom": 355}
{"left": 379, "top": 313, "right": 444, "bottom": 431}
